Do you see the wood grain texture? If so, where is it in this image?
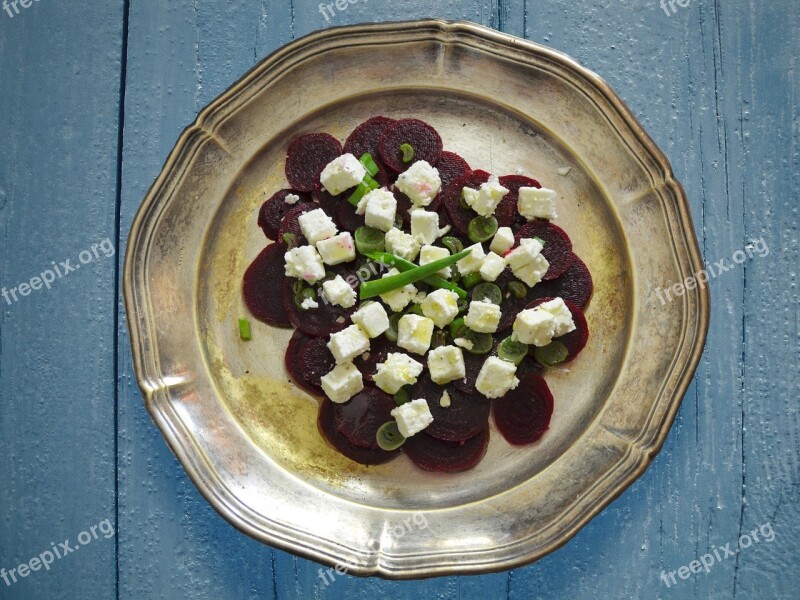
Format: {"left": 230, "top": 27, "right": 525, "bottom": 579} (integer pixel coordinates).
{"left": 0, "top": 0, "right": 796, "bottom": 598}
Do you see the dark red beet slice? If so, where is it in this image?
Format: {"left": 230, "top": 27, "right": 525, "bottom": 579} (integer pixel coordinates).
{"left": 514, "top": 220, "right": 575, "bottom": 281}
{"left": 395, "top": 190, "right": 443, "bottom": 228}
{"left": 243, "top": 243, "right": 292, "bottom": 327}
{"left": 281, "top": 277, "right": 355, "bottom": 337}
{"left": 495, "top": 268, "right": 535, "bottom": 333}
{"left": 435, "top": 151, "right": 471, "bottom": 193}
{"left": 403, "top": 427, "right": 490, "bottom": 473}
{"left": 452, "top": 350, "right": 486, "bottom": 396}
{"left": 336, "top": 198, "right": 365, "bottom": 233}
{"left": 318, "top": 399, "right": 399, "bottom": 465}
{"left": 353, "top": 336, "right": 399, "bottom": 384}
{"left": 442, "top": 170, "right": 491, "bottom": 237}
{"left": 285, "top": 331, "right": 336, "bottom": 397}
{"left": 526, "top": 297, "right": 589, "bottom": 361}
{"left": 344, "top": 116, "right": 397, "bottom": 158}
{"left": 312, "top": 184, "right": 341, "bottom": 220}
{"left": 285, "top": 133, "right": 342, "bottom": 192}
{"left": 498, "top": 175, "right": 541, "bottom": 228}
{"left": 257, "top": 189, "right": 313, "bottom": 240}
{"left": 411, "top": 375, "right": 490, "bottom": 442}
{"left": 277, "top": 203, "right": 319, "bottom": 247}
{"left": 492, "top": 373, "right": 554, "bottom": 445}
{"left": 378, "top": 118, "right": 443, "bottom": 173}
{"left": 334, "top": 386, "right": 397, "bottom": 449}
{"left": 529, "top": 254, "right": 593, "bottom": 309}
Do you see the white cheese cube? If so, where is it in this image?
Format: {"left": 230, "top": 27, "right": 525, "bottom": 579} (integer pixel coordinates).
{"left": 464, "top": 300, "right": 501, "bottom": 333}
{"left": 316, "top": 232, "right": 356, "bottom": 265}
{"left": 300, "top": 297, "right": 319, "bottom": 310}
{"left": 410, "top": 208, "right": 440, "bottom": 245}
{"left": 513, "top": 307, "right": 556, "bottom": 346}
{"left": 320, "top": 362, "right": 364, "bottom": 404}
{"left": 391, "top": 398, "right": 434, "bottom": 438}
{"left": 351, "top": 302, "right": 390, "bottom": 338}
{"left": 421, "top": 288, "right": 460, "bottom": 328}
{"left": 479, "top": 252, "right": 506, "bottom": 282}
{"left": 298, "top": 208, "right": 337, "bottom": 245}
{"left": 395, "top": 160, "right": 441, "bottom": 206}
{"left": 427, "top": 345, "right": 466, "bottom": 385}
{"left": 284, "top": 193, "right": 300, "bottom": 205}
{"left": 475, "top": 356, "right": 520, "bottom": 399}
{"left": 397, "top": 314, "right": 435, "bottom": 355}
{"left": 384, "top": 228, "right": 420, "bottom": 261}
{"left": 489, "top": 226, "right": 515, "bottom": 255}
{"left": 518, "top": 187, "right": 558, "bottom": 220}
{"left": 463, "top": 175, "right": 509, "bottom": 217}
{"left": 320, "top": 153, "right": 366, "bottom": 195}
{"left": 454, "top": 337, "right": 474, "bottom": 351}
{"left": 513, "top": 255, "right": 549, "bottom": 287}
{"left": 538, "top": 297, "right": 576, "bottom": 337}
{"left": 506, "top": 237, "right": 549, "bottom": 286}
{"left": 419, "top": 245, "right": 452, "bottom": 278}
{"left": 284, "top": 245, "right": 326, "bottom": 284}
{"left": 439, "top": 390, "right": 452, "bottom": 408}
{"left": 321, "top": 274, "right": 357, "bottom": 309}
{"left": 327, "top": 324, "right": 370, "bottom": 364}
{"left": 378, "top": 268, "right": 417, "bottom": 312}
{"left": 363, "top": 189, "right": 397, "bottom": 232}
{"left": 456, "top": 243, "right": 486, "bottom": 275}
{"left": 374, "top": 352, "right": 424, "bottom": 394}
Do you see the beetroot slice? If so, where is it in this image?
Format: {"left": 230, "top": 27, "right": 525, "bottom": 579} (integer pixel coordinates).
{"left": 257, "top": 189, "right": 313, "bottom": 240}
{"left": 334, "top": 386, "right": 397, "bottom": 449}
{"left": 495, "top": 268, "right": 535, "bottom": 333}
{"left": 442, "top": 170, "right": 491, "bottom": 237}
{"left": 498, "top": 175, "right": 541, "bottom": 228}
{"left": 529, "top": 254, "right": 593, "bottom": 309}
{"left": 281, "top": 277, "right": 355, "bottom": 337}
{"left": 243, "top": 243, "right": 292, "bottom": 327}
{"left": 435, "top": 151, "right": 471, "bottom": 193}
{"left": 318, "top": 399, "right": 399, "bottom": 465}
{"left": 312, "top": 184, "right": 341, "bottom": 220}
{"left": 411, "top": 375, "right": 490, "bottom": 442}
{"left": 285, "top": 133, "right": 342, "bottom": 192}
{"left": 452, "top": 350, "right": 486, "bottom": 396}
{"left": 336, "top": 198, "right": 365, "bottom": 233}
{"left": 403, "top": 427, "right": 489, "bottom": 473}
{"left": 514, "top": 220, "right": 575, "bottom": 281}
{"left": 378, "top": 119, "right": 443, "bottom": 173}
{"left": 278, "top": 203, "right": 318, "bottom": 246}
{"left": 526, "top": 297, "right": 589, "bottom": 361}
{"left": 354, "top": 336, "right": 399, "bottom": 384}
{"left": 344, "top": 116, "right": 397, "bottom": 158}
{"left": 286, "top": 331, "right": 336, "bottom": 397}
{"left": 492, "top": 373, "right": 554, "bottom": 445}
{"left": 395, "top": 189, "right": 442, "bottom": 228}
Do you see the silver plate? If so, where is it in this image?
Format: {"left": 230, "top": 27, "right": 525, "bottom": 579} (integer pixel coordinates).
{"left": 124, "top": 20, "right": 709, "bottom": 578}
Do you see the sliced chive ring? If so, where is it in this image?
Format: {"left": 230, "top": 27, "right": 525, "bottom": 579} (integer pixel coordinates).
{"left": 355, "top": 226, "right": 385, "bottom": 255}
{"left": 385, "top": 312, "right": 403, "bottom": 342}
{"left": 534, "top": 341, "right": 569, "bottom": 366}
{"left": 376, "top": 421, "right": 406, "bottom": 451}
{"left": 472, "top": 283, "right": 502, "bottom": 305}
{"left": 393, "top": 387, "right": 411, "bottom": 406}
{"left": 400, "top": 143, "right": 415, "bottom": 164}
{"left": 238, "top": 318, "right": 252, "bottom": 341}
{"left": 461, "top": 272, "right": 483, "bottom": 290}
{"left": 464, "top": 330, "right": 493, "bottom": 355}
{"left": 498, "top": 337, "right": 528, "bottom": 365}
{"left": 506, "top": 281, "right": 528, "bottom": 300}
{"left": 467, "top": 215, "right": 498, "bottom": 243}
{"left": 359, "top": 152, "right": 380, "bottom": 176}
{"left": 441, "top": 236, "right": 464, "bottom": 255}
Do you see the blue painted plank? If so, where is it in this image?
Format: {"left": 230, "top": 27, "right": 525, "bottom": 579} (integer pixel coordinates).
{"left": 0, "top": 2, "right": 124, "bottom": 599}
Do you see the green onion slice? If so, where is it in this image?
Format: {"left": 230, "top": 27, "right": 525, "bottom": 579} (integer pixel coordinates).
{"left": 441, "top": 236, "right": 464, "bottom": 255}
{"left": 294, "top": 287, "right": 317, "bottom": 310}
{"left": 238, "top": 318, "right": 252, "bottom": 341}
{"left": 506, "top": 281, "right": 528, "bottom": 300}
{"left": 364, "top": 251, "right": 467, "bottom": 299}
{"left": 449, "top": 317, "right": 468, "bottom": 339}
{"left": 282, "top": 232, "right": 298, "bottom": 249}
{"left": 472, "top": 283, "right": 502, "bottom": 305}
{"left": 400, "top": 143, "right": 415, "bottom": 164}
{"left": 393, "top": 387, "right": 411, "bottom": 406}
{"left": 385, "top": 313, "right": 403, "bottom": 343}
{"left": 359, "top": 152, "right": 380, "bottom": 177}
{"left": 464, "top": 330, "right": 493, "bottom": 355}
{"left": 534, "top": 341, "right": 569, "bottom": 366}
{"left": 354, "top": 226, "right": 385, "bottom": 254}
{"left": 431, "top": 329, "right": 447, "bottom": 349}
{"left": 347, "top": 172, "right": 380, "bottom": 207}
{"left": 359, "top": 248, "right": 471, "bottom": 300}
{"left": 467, "top": 215, "right": 498, "bottom": 243}
{"left": 498, "top": 337, "right": 528, "bottom": 365}
{"left": 461, "top": 272, "right": 482, "bottom": 290}
{"left": 376, "top": 421, "right": 406, "bottom": 451}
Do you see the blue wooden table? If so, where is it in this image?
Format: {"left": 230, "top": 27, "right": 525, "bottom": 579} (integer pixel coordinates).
{"left": 1, "top": 1, "right": 797, "bottom": 598}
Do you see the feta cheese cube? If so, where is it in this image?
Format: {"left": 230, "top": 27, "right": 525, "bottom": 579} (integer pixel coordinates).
{"left": 374, "top": 352, "right": 424, "bottom": 394}
{"left": 316, "top": 232, "right": 356, "bottom": 265}
{"left": 298, "top": 208, "right": 337, "bottom": 245}
{"left": 419, "top": 245, "right": 452, "bottom": 278}
{"left": 390, "top": 398, "right": 434, "bottom": 437}
{"left": 456, "top": 243, "right": 486, "bottom": 275}
{"left": 464, "top": 300, "right": 501, "bottom": 333}
{"left": 378, "top": 268, "right": 418, "bottom": 312}
{"left": 284, "top": 245, "right": 326, "bottom": 284}
{"left": 327, "top": 324, "right": 370, "bottom": 364}
{"left": 321, "top": 274, "right": 357, "bottom": 309}
{"left": 439, "top": 390, "right": 451, "bottom": 408}
{"left": 427, "top": 345, "right": 466, "bottom": 385}
{"left": 395, "top": 160, "right": 441, "bottom": 206}
{"left": 513, "top": 256, "right": 549, "bottom": 287}
{"left": 284, "top": 193, "right": 300, "bottom": 205}
{"left": 320, "top": 153, "right": 366, "bottom": 195}
{"left": 463, "top": 175, "right": 509, "bottom": 217}
{"left": 518, "top": 187, "right": 558, "bottom": 220}
{"left": 454, "top": 337, "right": 474, "bottom": 351}
{"left": 320, "top": 362, "right": 364, "bottom": 404}
{"left": 475, "top": 356, "right": 520, "bottom": 399}
{"left": 489, "top": 226, "right": 515, "bottom": 255}
{"left": 513, "top": 307, "right": 556, "bottom": 346}
{"left": 479, "top": 251, "right": 506, "bottom": 282}
{"left": 363, "top": 189, "right": 397, "bottom": 232}
{"left": 300, "top": 296, "right": 319, "bottom": 310}
{"left": 538, "top": 297, "right": 576, "bottom": 337}
{"left": 410, "top": 208, "right": 440, "bottom": 245}
{"left": 385, "top": 228, "right": 420, "bottom": 261}
{"left": 506, "top": 237, "right": 549, "bottom": 286}
{"left": 397, "top": 314, "right": 435, "bottom": 355}
{"left": 421, "top": 288, "right": 460, "bottom": 328}
{"left": 351, "top": 302, "right": 390, "bottom": 338}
